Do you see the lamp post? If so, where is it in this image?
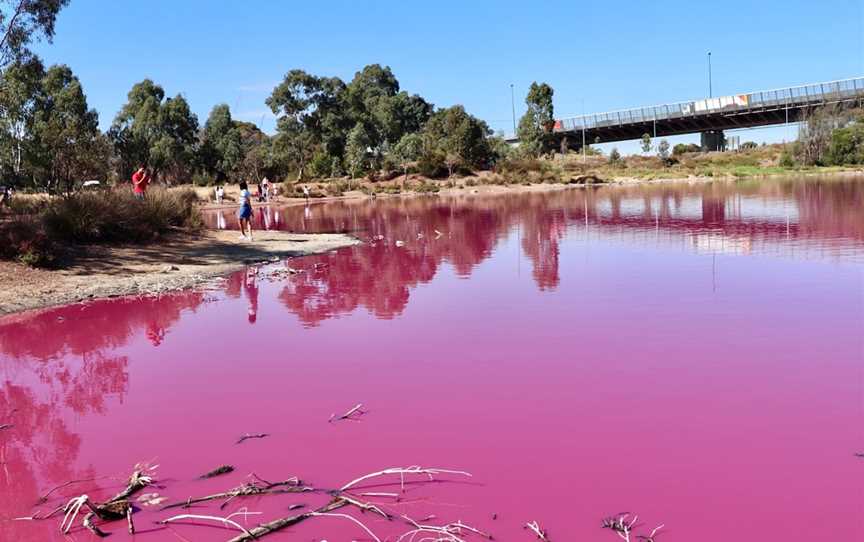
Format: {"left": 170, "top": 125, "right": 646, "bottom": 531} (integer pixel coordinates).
{"left": 708, "top": 52, "right": 713, "bottom": 97}
{"left": 510, "top": 84, "right": 516, "bottom": 136}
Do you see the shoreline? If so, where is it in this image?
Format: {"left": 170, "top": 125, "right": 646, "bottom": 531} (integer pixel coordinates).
{"left": 0, "top": 230, "right": 359, "bottom": 317}
{"left": 196, "top": 168, "right": 864, "bottom": 210}
{"left": 2, "top": 169, "right": 860, "bottom": 318}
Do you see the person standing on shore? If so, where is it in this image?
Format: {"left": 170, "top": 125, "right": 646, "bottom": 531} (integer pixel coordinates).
{"left": 261, "top": 177, "right": 270, "bottom": 202}
{"left": 131, "top": 166, "right": 150, "bottom": 199}
{"left": 237, "top": 181, "right": 254, "bottom": 241}
{"left": 215, "top": 185, "right": 224, "bottom": 204}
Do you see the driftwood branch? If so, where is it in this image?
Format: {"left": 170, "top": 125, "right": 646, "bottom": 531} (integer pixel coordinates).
{"left": 329, "top": 403, "right": 366, "bottom": 422}
{"left": 226, "top": 498, "right": 349, "bottom": 542}
{"left": 199, "top": 464, "right": 234, "bottom": 479}
{"left": 526, "top": 520, "right": 550, "bottom": 541}
{"left": 236, "top": 433, "right": 269, "bottom": 444}
{"left": 0, "top": 423, "right": 11, "bottom": 431}
{"left": 161, "top": 476, "right": 306, "bottom": 510}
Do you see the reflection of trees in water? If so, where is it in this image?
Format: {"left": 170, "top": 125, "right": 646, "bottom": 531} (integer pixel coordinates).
{"left": 0, "top": 291, "right": 204, "bottom": 533}
{"left": 272, "top": 179, "right": 863, "bottom": 326}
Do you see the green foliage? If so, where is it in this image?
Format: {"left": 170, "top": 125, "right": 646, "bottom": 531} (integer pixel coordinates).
{"left": 30, "top": 64, "right": 107, "bottom": 193}
{"left": 608, "top": 147, "right": 622, "bottom": 164}
{"left": 109, "top": 79, "right": 199, "bottom": 183}
{"left": 0, "top": 0, "right": 70, "bottom": 67}
{"left": 516, "top": 81, "right": 554, "bottom": 158}
{"left": 826, "top": 121, "right": 864, "bottom": 165}
{"left": 673, "top": 143, "right": 701, "bottom": 156}
{"left": 740, "top": 141, "right": 758, "bottom": 150}
{"left": 423, "top": 105, "right": 492, "bottom": 176}
{"left": 345, "top": 122, "right": 371, "bottom": 178}
{"left": 640, "top": 133, "right": 652, "bottom": 154}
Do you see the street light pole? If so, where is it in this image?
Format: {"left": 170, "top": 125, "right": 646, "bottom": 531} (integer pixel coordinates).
{"left": 510, "top": 84, "right": 516, "bottom": 136}
{"left": 708, "top": 51, "right": 713, "bottom": 97}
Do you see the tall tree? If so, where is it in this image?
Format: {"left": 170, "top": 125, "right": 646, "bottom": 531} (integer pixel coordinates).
{"left": 423, "top": 105, "right": 492, "bottom": 177}
{"left": 516, "top": 82, "right": 554, "bottom": 157}
{"left": 0, "top": 55, "right": 43, "bottom": 176}
{"left": 30, "top": 64, "right": 105, "bottom": 192}
{"left": 109, "top": 79, "right": 199, "bottom": 183}
{"left": 345, "top": 122, "right": 371, "bottom": 179}
{"left": 0, "top": 0, "right": 69, "bottom": 67}
{"left": 200, "top": 104, "right": 242, "bottom": 181}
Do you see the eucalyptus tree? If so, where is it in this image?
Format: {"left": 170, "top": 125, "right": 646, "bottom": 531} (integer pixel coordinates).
{"left": 516, "top": 82, "right": 554, "bottom": 157}
{"left": 0, "top": 0, "right": 69, "bottom": 67}
{"left": 30, "top": 64, "right": 106, "bottom": 192}
{"left": 423, "top": 105, "right": 492, "bottom": 177}
{"left": 110, "top": 79, "right": 199, "bottom": 183}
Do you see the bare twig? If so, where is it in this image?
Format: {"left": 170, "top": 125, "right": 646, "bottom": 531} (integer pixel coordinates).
{"left": 12, "top": 505, "right": 66, "bottom": 521}
{"left": 36, "top": 477, "right": 104, "bottom": 504}
{"left": 526, "top": 520, "right": 549, "bottom": 541}
{"left": 0, "top": 423, "right": 11, "bottom": 431}
{"left": 199, "top": 465, "right": 234, "bottom": 479}
{"left": 329, "top": 403, "right": 366, "bottom": 422}
{"left": 400, "top": 515, "right": 492, "bottom": 542}
{"left": 637, "top": 524, "right": 665, "bottom": 542}
{"left": 236, "top": 433, "right": 269, "bottom": 444}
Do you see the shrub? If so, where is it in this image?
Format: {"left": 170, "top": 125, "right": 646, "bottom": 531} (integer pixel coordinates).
{"left": 673, "top": 143, "right": 701, "bottom": 156}
{"left": 42, "top": 188, "right": 201, "bottom": 244}
{"left": 417, "top": 151, "right": 447, "bottom": 178}
{"left": 0, "top": 215, "right": 55, "bottom": 267}
{"left": 608, "top": 148, "right": 622, "bottom": 165}
{"left": 826, "top": 122, "right": 864, "bottom": 165}
{"left": 740, "top": 141, "right": 758, "bottom": 151}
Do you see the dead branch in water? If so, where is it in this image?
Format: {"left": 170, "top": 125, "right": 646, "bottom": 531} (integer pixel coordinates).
{"left": 855, "top": 452, "right": 864, "bottom": 458}
{"left": 199, "top": 464, "right": 234, "bottom": 479}
{"left": 340, "top": 466, "right": 472, "bottom": 492}
{"left": 399, "top": 515, "right": 492, "bottom": 542}
{"left": 0, "top": 423, "right": 11, "bottom": 430}
{"left": 226, "top": 498, "right": 349, "bottom": 542}
{"left": 602, "top": 513, "right": 663, "bottom": 542}
{"left": 526, "top": 520, "right": 549, "bottom": 541}
{"left": 329, "top": 402, "right": 366, "bottom": 422}
{"left": 161, "top": 475, "right": 307, "bottom": 510}
{"left": 310, "top": 511, "right": 382, "bottom": 542}
{"left": 55, "top": 467, "right": 154, "bottom": 535}
{"left": 13, "top": 504, "right": 66, "bottom": 521}
{"left": 236, "top": 433, "right": 270, "bottom": 444}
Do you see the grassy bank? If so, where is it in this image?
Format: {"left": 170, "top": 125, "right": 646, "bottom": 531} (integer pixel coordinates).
{"left": 191, "top": 143, "right": 860, "bottom": 203}
{"left": 0, "top": 188, "right": 202, "bottom": 267}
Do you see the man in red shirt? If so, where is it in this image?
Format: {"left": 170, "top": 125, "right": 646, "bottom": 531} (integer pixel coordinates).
{"left": 131, "top": 166, "right": 150, "bottom": 198}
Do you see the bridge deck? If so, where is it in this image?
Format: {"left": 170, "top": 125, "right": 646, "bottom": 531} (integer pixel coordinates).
{"left": 552, "top": 77, "right": 864, "bottom": 145}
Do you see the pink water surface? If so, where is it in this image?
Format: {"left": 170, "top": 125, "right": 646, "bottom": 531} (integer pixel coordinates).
{"left": 1, "top": 178, "right": 862, "bottom": 541}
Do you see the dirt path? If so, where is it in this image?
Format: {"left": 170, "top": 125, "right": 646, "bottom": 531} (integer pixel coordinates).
{"left": 0, "top": 230, "right": 358, "bottom": 316}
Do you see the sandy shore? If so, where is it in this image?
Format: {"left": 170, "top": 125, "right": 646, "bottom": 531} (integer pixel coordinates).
{"left": 0, "top": 230, "right": 358, "bottom": 316}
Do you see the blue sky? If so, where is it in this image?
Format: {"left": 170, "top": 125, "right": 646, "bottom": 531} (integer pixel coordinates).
{"left": 35, "top": 0, "right": 864, "bottom": 153}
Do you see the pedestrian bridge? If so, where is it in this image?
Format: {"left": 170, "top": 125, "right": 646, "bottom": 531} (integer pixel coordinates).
{"left": 550, "top": 77, "right": 864, "bottom": 147}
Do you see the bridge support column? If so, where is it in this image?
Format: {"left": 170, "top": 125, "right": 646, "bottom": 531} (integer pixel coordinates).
{"left": 701, "top": 130, "right": 726, "bottom": 152}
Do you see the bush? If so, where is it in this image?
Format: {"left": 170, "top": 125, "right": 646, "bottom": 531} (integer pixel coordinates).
{"left": 42, "top": 188, "right": 202, "bottom": 244}
{"left": 673, "top": 143, "right": 701, "bottom": 156}
{"left": 826, "top": 122, "right": 864, "bottom": 165}
{"left": 417, "top": 152, "right": 447, "bottom": 178}
{"left": 0, "top": 215, "right": 55, "bottom": 267}
{"left": 740, "top": 141, "right": 758, "bottom": 151}
{"left": 608, "top": 148, "right": 622, "bottom": 165}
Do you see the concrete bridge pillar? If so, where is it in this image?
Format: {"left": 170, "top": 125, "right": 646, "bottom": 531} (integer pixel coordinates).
{"left": 701, "top": 130, "right": 726, "bottom": 152}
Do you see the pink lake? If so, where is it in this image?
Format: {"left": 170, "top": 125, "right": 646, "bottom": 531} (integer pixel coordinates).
{"left": 1, "top": 177, "right": 862, "bottom": 541}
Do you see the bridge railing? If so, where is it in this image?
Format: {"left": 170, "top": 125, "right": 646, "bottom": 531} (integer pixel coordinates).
{"left": 556, "top": 77, "right": 864, "bottom": 133}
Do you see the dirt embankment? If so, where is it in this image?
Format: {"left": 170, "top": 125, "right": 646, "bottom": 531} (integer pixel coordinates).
{"left": 0, "top": 230, "right": 358, "bottom": 316}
